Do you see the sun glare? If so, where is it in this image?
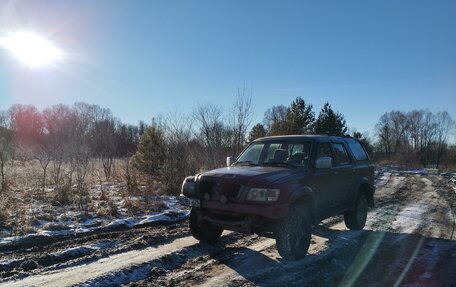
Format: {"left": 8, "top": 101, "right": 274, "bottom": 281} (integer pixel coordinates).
{"left": 0, "top": 31, "right": 63, "bottom": 67}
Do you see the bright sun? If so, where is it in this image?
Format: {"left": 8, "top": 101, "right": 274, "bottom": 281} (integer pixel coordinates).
{"left": 0, "top": 31, "right": 63, "bottom": 67}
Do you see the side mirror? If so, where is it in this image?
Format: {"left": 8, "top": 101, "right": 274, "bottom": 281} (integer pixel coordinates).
{"left": 226, "top": 156, "right": 236, "bottom": 167}
{"left": 316, "top": 156, "right": 332, "bottom": 169}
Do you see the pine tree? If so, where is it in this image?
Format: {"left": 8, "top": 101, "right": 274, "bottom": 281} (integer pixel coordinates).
{"left": 132, "top": 124, "right": 167, "bottom": 195}
{"left": 352, "top": 131, "right": 373, "bottom": 156}
{"left": 314, "top": 103, "right": 348, "bottom": 136}
{"left": 248, "top": 123, "right": 267, "bottom": 142}
{"left": 285, "top": 97, "right": 314, "bottom": 134}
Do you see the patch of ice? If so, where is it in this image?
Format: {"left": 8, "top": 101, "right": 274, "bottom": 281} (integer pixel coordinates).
{"left": 391, "top": 203, "right": 425, "bottom": 234}
{"left": 79, "top": 262, "right": 154, "bottom": 287}
{"left": 56, "top": 211, "right": 82, "bottom": 221}
{"left": 55, "top": 241, "right": 119, "bottom": 258}
{"left": 375, "top": 172, "right": 391, "bottom": 188}
{"left": 138, "top": 210, "right": 190, "bottom": 225}
{"left": 107, "top": 217, "right": 141, "bottom": 228}
{"left": 39, "top": 229, "right": 76, "bottom": 236}
{"left": 0, "top": 229, "right": 10, "bottom": 238}
{"left": 0, "top": 258, "right": 16, "bottom": 265}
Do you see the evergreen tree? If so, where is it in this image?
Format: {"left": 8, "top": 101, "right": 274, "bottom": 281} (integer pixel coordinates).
{"left": 285, "top": 97, "right": 314, "bottom": 134}
{"left": 248, "top": 123, "right": 267, "bottom": 142}
{"left": 314, "top": 103, "right": 348, "bottom": 136}
{"left": 132, "top": 124, "right": 167, "bottom": 193}
{"left": 352, "top": 131, "right": 373, "bottom": 156}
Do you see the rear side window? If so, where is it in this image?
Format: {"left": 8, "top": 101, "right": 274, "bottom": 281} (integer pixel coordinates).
{"left": 317, "top": 143, "right": 332, "bottom": 158}
{"left": 331, "top": 143, "right": 350, "bottom": 166}
{"left": 346, "top": 138, "right": 368, "bottom": 161}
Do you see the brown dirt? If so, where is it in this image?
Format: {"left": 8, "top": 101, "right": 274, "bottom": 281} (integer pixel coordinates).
{"left": 1, "top": 173, "right": 455, "bottom": 287}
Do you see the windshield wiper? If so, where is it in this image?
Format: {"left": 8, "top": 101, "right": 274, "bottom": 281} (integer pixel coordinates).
{"left": 234, "top": 161, "right": 258, "bottom": 166}
{"left": 262, "top": 162, "right": 298, "bottom": 168}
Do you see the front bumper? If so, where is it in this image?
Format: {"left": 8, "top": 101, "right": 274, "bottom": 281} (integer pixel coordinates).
{"left": 201, "top": 200, "right": 289, "bottom": 219}
{"left": 179, "top": 195, "right": 289, "bottom": 219}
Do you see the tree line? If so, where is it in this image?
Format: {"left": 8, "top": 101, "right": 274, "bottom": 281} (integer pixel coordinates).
{"left": 374, "top": 110, "right": 455, "bottom": 168}
{"left": 0, "top": 94, "right": 454, "bottom": 197}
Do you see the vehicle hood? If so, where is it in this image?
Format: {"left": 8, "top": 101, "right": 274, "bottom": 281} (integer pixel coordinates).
{"left": 196, "top": 166, "right": 300, "bottom": 185}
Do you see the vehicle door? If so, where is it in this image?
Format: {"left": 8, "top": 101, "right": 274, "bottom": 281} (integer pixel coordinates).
{"left": 311, "top": 142, "right": 340, "bottom": 217}
{"left": 330, "top": 142, "right": 355, "bottom": 210}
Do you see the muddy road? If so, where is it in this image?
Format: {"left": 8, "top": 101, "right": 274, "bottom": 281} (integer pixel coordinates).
{"left": 1, "top": 173, "right": 455, "bottom": 286}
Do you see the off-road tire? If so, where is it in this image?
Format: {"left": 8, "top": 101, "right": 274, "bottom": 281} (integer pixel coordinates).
{"left": 344, "top": 192, "right": 368, "bottom": 230}
{"left": 189, "top": 209, "right": 223, "bottom": 242}
{"left": 275, "top": 204, "right": 312, "bottom": 261}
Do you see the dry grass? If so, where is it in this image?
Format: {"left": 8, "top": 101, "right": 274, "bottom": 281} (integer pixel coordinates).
{"left": 0, "top": 158, "right": 170, "bottom": 236}
{"left": 42, "top": 223, "right": 72, "bottom": 231}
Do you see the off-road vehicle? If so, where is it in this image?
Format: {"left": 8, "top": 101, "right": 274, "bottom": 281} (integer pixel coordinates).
{"left": 180, "top": 135, "right": 375, "bottom": 260}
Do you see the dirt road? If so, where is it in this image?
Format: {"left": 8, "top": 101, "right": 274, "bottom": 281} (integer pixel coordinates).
{"left": 1, "top": 173, "right": 455, "bottom": 286}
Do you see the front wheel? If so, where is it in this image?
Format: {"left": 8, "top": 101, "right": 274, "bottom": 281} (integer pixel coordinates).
{"left": 344, "top": 193, "right": 368, "bottom": 230}
{"left": 275, "top": 204, "right": 312, "bottom": 261}
{"left": 189, "top": 209, "right": 223, "bottom": 242}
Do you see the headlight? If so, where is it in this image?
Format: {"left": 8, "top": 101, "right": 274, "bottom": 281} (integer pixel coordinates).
{"left": 181, "top": 177, "right": 196, "bottom": 197}
{"left": 246, "top": 188, "right": 280, "bottom": 202}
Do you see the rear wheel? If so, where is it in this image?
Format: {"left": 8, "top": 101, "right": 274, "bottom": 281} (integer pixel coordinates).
{"left": 344, "top": 193, "right": 368, "bottom": 230}
{"left": 275, "top": 204, "right": 312, "bottom": 261}
{"left": 189, "top": 209, "right": 223, "bottom": 242}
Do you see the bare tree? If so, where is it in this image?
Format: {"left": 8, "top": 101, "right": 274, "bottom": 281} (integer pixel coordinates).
{"left": 230, "top": 86, "right": 253, "bottom": 154}
{"left": 375, "top": 109, "right": 454, "bottom": 167}
{"left": 263, "top": 105, "right": 288, "bottom": 135}
{"left": 194, "top": 103, "right": 227, "bottom": 168}
{"left": 0, "top": 137, "right": 12, "bottom": 191}
{"left": 35, "top": 146, "right": 52, "bottom": 193}
{"left": 92, "top": 118, "right": 116, "bottom": 180}
{"left": 162, "top": 111, "right": 198, "bottom": 194}
{"left": 72, "top": 144, "right": 91, "bottom": 212}
{"left": 434, "top": 111, "right": 455, "bottom": 168}
{"left": 8, "top": 104, "right": 44, "bottom": 146}
{"left": 375, "top": 111, "right": 408, "bottom": 159}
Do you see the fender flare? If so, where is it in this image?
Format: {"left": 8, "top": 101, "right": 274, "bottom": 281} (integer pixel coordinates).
{"left": 353, "top": 177, "right": 375, "bottom": 208}
{"left": 288, "top": 186, "right": 318, "bottom": 224}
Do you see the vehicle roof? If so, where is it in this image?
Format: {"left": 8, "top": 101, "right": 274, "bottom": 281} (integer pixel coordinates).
{"left": 253, "top": 134, "right": 353, "bottom": 142}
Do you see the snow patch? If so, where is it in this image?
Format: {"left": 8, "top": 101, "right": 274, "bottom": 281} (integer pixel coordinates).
{"left": 0, "top": 196, "right": 189, "bottom": 247}
{"left": 391, "top": 203, "right": 425, "bottom": 234}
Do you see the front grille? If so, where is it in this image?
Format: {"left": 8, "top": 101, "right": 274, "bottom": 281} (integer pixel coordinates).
{"left": 219, "top": 183, "right": 241, "bottom": 198}
{"left": 198, "top": 181, "right": 241, "bottom": 201}
{"left": 199, "top": 181, "right": 215, "bottom": 194}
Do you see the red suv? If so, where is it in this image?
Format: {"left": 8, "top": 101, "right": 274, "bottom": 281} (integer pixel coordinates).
{"left": 180, "top": 135, "right": 375, "bottom": 260}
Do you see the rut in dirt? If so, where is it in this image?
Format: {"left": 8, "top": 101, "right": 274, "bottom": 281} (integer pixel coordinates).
{"left": 1, "top": 173, "right": 455, "bottom": 287}
{"left": 130, "top": 174, "right": 456, "bottom": 287}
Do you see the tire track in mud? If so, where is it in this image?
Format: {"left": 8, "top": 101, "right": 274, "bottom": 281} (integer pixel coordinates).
{"left": 0, "top": 223, "right": 189, "bottom": 282}
{"left": 130, "top": 173, "right": 455, "bottom": 287}
{"left": 1, "top": 173, "right": 455, "bottom": 287}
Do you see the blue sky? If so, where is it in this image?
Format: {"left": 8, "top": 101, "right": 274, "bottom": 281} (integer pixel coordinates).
{"left": 0, "top": 0, "right": 455, "bottom": 140}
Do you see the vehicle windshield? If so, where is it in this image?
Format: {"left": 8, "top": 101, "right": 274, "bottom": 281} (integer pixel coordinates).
{"left": 235, "top": 140, "right": 311, "bottom": 169}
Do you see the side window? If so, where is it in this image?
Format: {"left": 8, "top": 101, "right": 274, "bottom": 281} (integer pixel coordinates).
{"left": 331, "top": 143, "right": 350, "bottom": 166}
{"left": 318, "top": 143, "right": 332, "bottom": 158}
{"left": 346, "top": 139, "right": 368, "bottom": 161}
{"left": 266, "top": 143, "right": 283, "bottom": 162}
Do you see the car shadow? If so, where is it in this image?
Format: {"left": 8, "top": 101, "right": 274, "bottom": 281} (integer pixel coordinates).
{"left": 210, "top": 227, "right": 456, "bottom": 287}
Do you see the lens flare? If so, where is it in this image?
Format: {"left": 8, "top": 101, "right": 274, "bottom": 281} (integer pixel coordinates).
{"left": 0, "top": 31, "right": 63, "bottom": 67}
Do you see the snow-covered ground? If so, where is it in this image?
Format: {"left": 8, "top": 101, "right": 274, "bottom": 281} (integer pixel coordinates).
{"left": 0, "top": 167, "right": 454, "bottom": 287}
{"left": 0, "top": 195, "right": 189, "bottom": 247}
